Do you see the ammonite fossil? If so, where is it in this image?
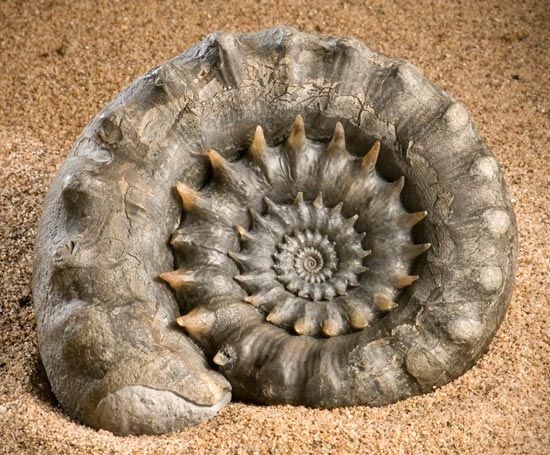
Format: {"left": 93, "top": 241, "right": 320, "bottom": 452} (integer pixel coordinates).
{"left": 33, "top": 27, "right": 517, "bottom": 435}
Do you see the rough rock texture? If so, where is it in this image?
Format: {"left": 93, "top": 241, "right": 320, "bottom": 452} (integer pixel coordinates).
{"left": 31, "top": 27, "right": 517, "bottom": 435}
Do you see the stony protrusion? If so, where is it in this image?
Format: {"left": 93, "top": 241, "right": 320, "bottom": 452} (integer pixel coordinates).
{"left": 176, "top": 182, "right": 198, "bottom": 212}
{"left": 361, "top": 141, "right": 380, "bottom": 173}
{"left": 249, "top": 126, "right": 268, "bottom": 160}
{"left": 398, "top": 211, "right": 428, "bottom": 229}
{"left": 176, "top": 307, "right": 216, "bottom": 337}
{"left": 159, "top": 270, "right": 191, "bottom": 291}
{"left": 373, "top": 293, "right": 397, "bottom": 312}
{"left": 286, "top": 114, "right": 306, "bottom": 151}
{"left": 392, "top": 273, "right": 419, "bottom": 289}
{"left": 478, "top": 266, "right": 503, "bottom": 292}
{"left": 402, "top": 243, "right": 431, "bottom": 260}
{"left": 97, "top": 114, "right": 122, "bottom": 145}
{"left": 483, "top": 209, "right": 511, "bottom": 236}
{"left": 326, "top": 122, "right": 346, "bottom": 154}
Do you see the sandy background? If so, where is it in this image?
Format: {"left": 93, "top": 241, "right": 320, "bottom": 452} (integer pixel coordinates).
{"left": 0, "top": 0, "right": 548, "bottom": 453}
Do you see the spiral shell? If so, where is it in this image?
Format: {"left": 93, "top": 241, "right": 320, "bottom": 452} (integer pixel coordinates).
{"left": 163, "top": 116, "right": 430, "bottom": 342}
{"left": 33, "top": 27, "right": 517, "bottom": 434}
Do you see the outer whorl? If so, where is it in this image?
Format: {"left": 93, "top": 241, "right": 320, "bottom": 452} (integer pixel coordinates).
{"left": 33, "top": 27, "right": 517, "bottom": 435}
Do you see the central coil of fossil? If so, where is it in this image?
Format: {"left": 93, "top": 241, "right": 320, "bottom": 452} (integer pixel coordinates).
{"left": 162, "top": 115, "right": 430, "bottom": 339}
{"left": 277, "top": 229, "right": 339, "bottom": 289}
{"left": 231, "top": 195, "right": 373, "bottom": 337}
{"left": 247, "top": 198, "right": 368, "bottom": 302}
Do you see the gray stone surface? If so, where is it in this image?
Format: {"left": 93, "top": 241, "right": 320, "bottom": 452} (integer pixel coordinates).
{"left": 94, "top": 386, "right": 231, "bottom": 435}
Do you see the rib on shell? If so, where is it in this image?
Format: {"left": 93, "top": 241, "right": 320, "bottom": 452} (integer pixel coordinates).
{"left": 33, "top": 27, "right": 517, "bottom": 435}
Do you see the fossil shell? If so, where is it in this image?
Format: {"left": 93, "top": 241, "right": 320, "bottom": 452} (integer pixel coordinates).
{"left": 33, "top": 27, "right": 517, "bottom": 435}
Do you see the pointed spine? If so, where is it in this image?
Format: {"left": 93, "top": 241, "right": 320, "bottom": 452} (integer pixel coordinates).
{"left": 176, "top": 307, "right": 215, "bottom": 337}
{"left": 249, "top": 208, "right": 281, "bottom": 237}
{"left": 393, "top": 273, "right": 419, "bottom": 289}
{"left": 344, "top": 213, "right": 359, "bottom": 229}
{"left": 331, "top": 201, "right": 344, "bottom": 216}
{"left": 159, "top": 269, "right": 192, "bottom": 291}
{"left": 264, "top": 196, "right": 286, "bottom": 220}
{"left": 234, "top": 224, "right": 259, "bottom": 243}
{"left": 244, "top": 287, "right": 283, "bottom": 310}
{"left": 333, "top": 277, "right": 348, "bottom": 296}
{"left": 175, "top": 182, "right": 198, "bottom": 212}
{"left": 373, "top": 293, "right": 398, "bottom": 312}
{"left": 313, "top": 192, "right": 324, "bottom": 209}
{"left": 346, "top": 274, "right": 360, "bottom": 287}
{"left": 294, "top": 317, "right": 311, "bottom": 336}
{"left": 249, "top": 125, "right": 268, "bottom": 163}
{"left": 326, "top": 122, "right": 346, "bottom": 154}
{"left": 386, "top": 176, "right": 405, "bottom": 200}
{"left": 348, "top": 306, "right": 373, "bottom": 329}
{"left": 234, "top": 270, "right": 275, "bottom": 288}
{"left": 359, "top": 248, "right": 372, "bottom": 259}
{"left": 175, "top": 182, "right": 224, "bottom": 222}
{"left": 206, "top": 148, "right": 246, "bottom": 196}
{"left": 286, "top": 114, "right": 305, "bottom": 151}
{"left": 402, "top": 243, "right": 431, "bottom": 260}
{"left": 293, "top": 191, "right": 311, "bottom": 227}
{"left": 212, "top": 32, "right": 243, "bottom": 88}
{"left": 234, "top": 224, "right": 248, "bottom": 240}
{"left": 361, "top": 141, "right": 380, "bottom": 173}
{"left": 228, "top": 251, "right": 253, "bottom": 270}
{"left": 322, "top": 319, "right": 340, "bottom": 337}
{"left": 321, "top": 308, "right": 346, "bottom": 337}
{"left": 398, "top": 210, "right": 428, "bottom": 229}
{"left": 206, "top": 148, "right": 225, "bottom": 172}
{"left": 266, "top": 298, "right": 297, "bottom": 325}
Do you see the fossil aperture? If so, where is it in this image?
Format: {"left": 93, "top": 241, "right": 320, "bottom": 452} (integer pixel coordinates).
{"left": 33, "top": 27, "right": 517, "bottom": 435}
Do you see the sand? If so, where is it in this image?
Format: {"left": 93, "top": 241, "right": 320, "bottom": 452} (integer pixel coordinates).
{"left": 0, "top": 0, "right": 548, "bottom": 453}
